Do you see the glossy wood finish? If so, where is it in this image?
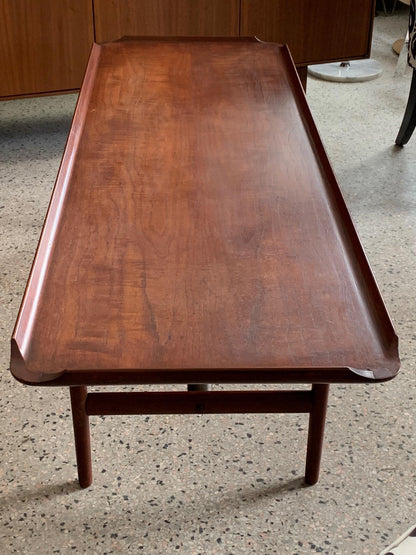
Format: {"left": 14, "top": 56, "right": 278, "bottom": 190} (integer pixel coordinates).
{"left": 11, "top": 38, "right": 399, "bottom": 387}
{"left": 305, "top": 384, "right": 329, "bottom": 485}
{"left": 0, "top": 0, "right": 94, "bottom": 98}
{"left": 241, "top": 0, "right": 376, "bottom": 65}
{"left": 94, "top": 0, "right": 240, "bottom": 42}
{"left": 11, "top": 38, "right": 399, "bottom": 488}
{"left": 70, "top": 386, "right": 92, "bottom": 488}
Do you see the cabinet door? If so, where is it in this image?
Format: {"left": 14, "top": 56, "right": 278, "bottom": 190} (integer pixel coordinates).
{"left": 0, "top": 0, "right": 94, "bottom": 98}
{"left": 241, "top": 0, "right": 375, "bottom": 66}
{"left": 94, "top": 0, "right": 240, "bottom": 43}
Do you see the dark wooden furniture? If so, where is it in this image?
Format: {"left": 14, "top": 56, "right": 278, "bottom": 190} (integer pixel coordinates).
{"left": 10, "top": 38, "right": 399, "bottom": 489}
{"left": 0, "top": 0, "right": 376, "bottom": 98}
{"left": 94, "top": 0, "right": 240, "bottom": 42}
{"left": 240, "top": 0, "right": 375, "bottom": 66}
{"left": 0, "top": 0, "right": 94, "bottom": 98}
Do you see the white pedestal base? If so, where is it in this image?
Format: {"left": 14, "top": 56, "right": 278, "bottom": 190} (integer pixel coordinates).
{"left": 308, "top": 59, "right": 383, "bottom": 83}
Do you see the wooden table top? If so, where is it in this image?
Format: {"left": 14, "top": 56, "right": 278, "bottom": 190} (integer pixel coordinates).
{"left": 11, "top": 38, "right": 399, "bottom": 386}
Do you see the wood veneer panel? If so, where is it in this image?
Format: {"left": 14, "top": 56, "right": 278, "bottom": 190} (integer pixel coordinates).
{"left": 241, "top": 0, "right": 376, "bottom": 65}
{"left": 11, "top": 39, "right": 399, "bottom": 386}
{"left": 94, "top": 0, "right": 240, "bottom": 42}
{"left": 0, "top": 0, "right": 94, "bottom": 98}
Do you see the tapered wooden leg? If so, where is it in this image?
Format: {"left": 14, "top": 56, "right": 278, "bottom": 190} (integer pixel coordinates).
{"left": 70, "top": 386, "right": 92, "bottom": 488}
{"left": 304, "top": 384, "right": 329, "bottom": 485}
{"left": 187, "top": 384, "right": 212, "bottom": 391}
{"left": 297, "top": 65, "right": 308, "bottom": 91}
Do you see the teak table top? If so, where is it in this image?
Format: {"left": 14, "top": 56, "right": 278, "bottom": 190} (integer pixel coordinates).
{"left": 11, "top": 38, "right": 399, "bottom": 386}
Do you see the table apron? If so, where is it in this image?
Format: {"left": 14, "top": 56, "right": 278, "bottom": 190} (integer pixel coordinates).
{"left": 84, "top": 389, "right": 316, "bottom": 416}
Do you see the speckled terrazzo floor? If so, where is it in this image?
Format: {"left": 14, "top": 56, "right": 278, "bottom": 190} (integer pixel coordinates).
{"left": 1, "top": 11, "right": 415, "bottom": 555}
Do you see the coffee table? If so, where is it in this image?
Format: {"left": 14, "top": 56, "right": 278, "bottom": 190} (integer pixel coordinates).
{"left": 10, "top": 37, "right": 400, "bottom": 488}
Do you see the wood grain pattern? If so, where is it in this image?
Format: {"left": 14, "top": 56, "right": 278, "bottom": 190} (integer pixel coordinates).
{"left": 0, "top": 0, "right": 94, "bottom": 97}
{"left": 241, "top": 0, "right": 376, "bottom": 65}
{"left": 94, "top": 0, "right": 240, "bottom": 42}
{"left": 11, "top": 38, "right": 399, "bottom": 386}
{"left": 0, "top": 0, "right": 376, "bottom": 98}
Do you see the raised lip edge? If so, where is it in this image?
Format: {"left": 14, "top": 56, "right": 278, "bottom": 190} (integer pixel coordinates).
{"left": 9, "top": 38, "right": 400, "bottom": 387}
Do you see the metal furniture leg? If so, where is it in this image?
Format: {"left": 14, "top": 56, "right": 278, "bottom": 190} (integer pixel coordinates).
{"left": 396, "top": 69, "right": 416, "bottom": 145}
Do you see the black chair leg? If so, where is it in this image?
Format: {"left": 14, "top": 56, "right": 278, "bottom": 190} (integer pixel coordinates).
{"left": 396, "top": 69, "right": 416, "bottom": 146}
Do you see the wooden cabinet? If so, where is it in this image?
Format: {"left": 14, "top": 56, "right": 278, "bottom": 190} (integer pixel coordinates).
{"left": 241, "top": 0, "right": 375, "bottom": 66}
{"left": 0, "top": 0, "right": 94, "bottom": 98}
{"left": 0, "top": 0, "right": 376, "bottom": 99}
{"left": 94, "top": 0, "right": 240, "bottom": 43}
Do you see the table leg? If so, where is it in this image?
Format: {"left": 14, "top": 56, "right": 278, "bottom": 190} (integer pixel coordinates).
{"left": 187, "top": 384, "right": 212, "bottom": 391}
{"left": 297, "top": 65, "right": 308, "bottom": 91}
{"left": 70, "top": 386, "right": 92, "bottom": 488}
{"left": 304, "top": 384, "right": 329, "bottom": 485}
